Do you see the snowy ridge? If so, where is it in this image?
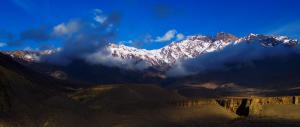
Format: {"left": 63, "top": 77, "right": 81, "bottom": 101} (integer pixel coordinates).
{"left": 105, "top": 33, "right": 298, "bottom": 68}
{"left": 106, "top": 33, "right": 238, "bottom": 68}
{"left": 2, "top": 49, "right": 60, "bottom": 62}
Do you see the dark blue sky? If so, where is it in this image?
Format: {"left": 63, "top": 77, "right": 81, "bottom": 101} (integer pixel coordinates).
{"left": 0, "top": 0, "right": 300, "bottom": 50}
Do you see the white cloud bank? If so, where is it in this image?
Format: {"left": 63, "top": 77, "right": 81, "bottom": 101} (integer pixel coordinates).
{"left": 155, "top": 29, "right": 185, "bottom": 42}
{"left": 53, "top": 21, "right": 81, "bottom": 36}
{"left": 167, "top": 42, "right": 300, "bottom": 77}
{"left": 176, "top": 33, "right": 185, "bottom": 40}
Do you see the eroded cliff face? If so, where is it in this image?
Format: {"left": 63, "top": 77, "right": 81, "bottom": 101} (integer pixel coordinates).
{"left": 216, "top": 96, "right": 300, "bottom": 116}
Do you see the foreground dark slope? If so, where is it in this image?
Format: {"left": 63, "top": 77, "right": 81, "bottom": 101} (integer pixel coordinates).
{"left": 0, "top": 53, "right": 81, "bottom": 89}
{"left": 0, "top": 53, "right": 96, "bottom": 127}
{"left": 0, "top": 53, "right": 238, "bottom": 127}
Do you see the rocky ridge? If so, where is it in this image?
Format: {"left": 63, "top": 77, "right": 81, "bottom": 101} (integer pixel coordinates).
{"left": 216, "top": 96, "right": 300, "bottom": 116}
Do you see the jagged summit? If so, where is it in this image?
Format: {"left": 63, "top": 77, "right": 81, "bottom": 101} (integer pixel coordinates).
{"left": 242, "top": 34, "right": 298, "bottom": 47}
{"left": 215, "top": 32, "right": 238, "bottom": 42}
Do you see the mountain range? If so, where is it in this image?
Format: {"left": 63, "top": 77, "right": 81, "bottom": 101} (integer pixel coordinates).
{"left": 3, "top": 32, "right": 298, "bottom": 70}
{"left": 1, "top": 32, "right": 299, "bottom": 85}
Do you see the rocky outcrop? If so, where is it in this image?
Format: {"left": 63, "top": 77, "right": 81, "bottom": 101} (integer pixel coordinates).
{"left": 216, "top": 96, "right": 300, "bottom": 116}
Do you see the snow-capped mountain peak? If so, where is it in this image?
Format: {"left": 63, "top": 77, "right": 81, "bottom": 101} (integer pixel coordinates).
{"left": 105, "top": 33, "right": 238, "bottom": 68}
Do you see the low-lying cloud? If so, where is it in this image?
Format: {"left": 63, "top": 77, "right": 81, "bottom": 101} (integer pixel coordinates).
{"left": 167, "top": 42, "right": 300, "bottom": 77}
{"left": 86, "top": 50, "right": 151, "bottom": 70}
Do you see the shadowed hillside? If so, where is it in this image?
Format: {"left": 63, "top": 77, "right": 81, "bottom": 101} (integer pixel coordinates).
{"left": 19, "top": 59, "right": 164, "bottom": 85}
{"left": 0, "top": 53, "right": 239, "bottom": 127}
